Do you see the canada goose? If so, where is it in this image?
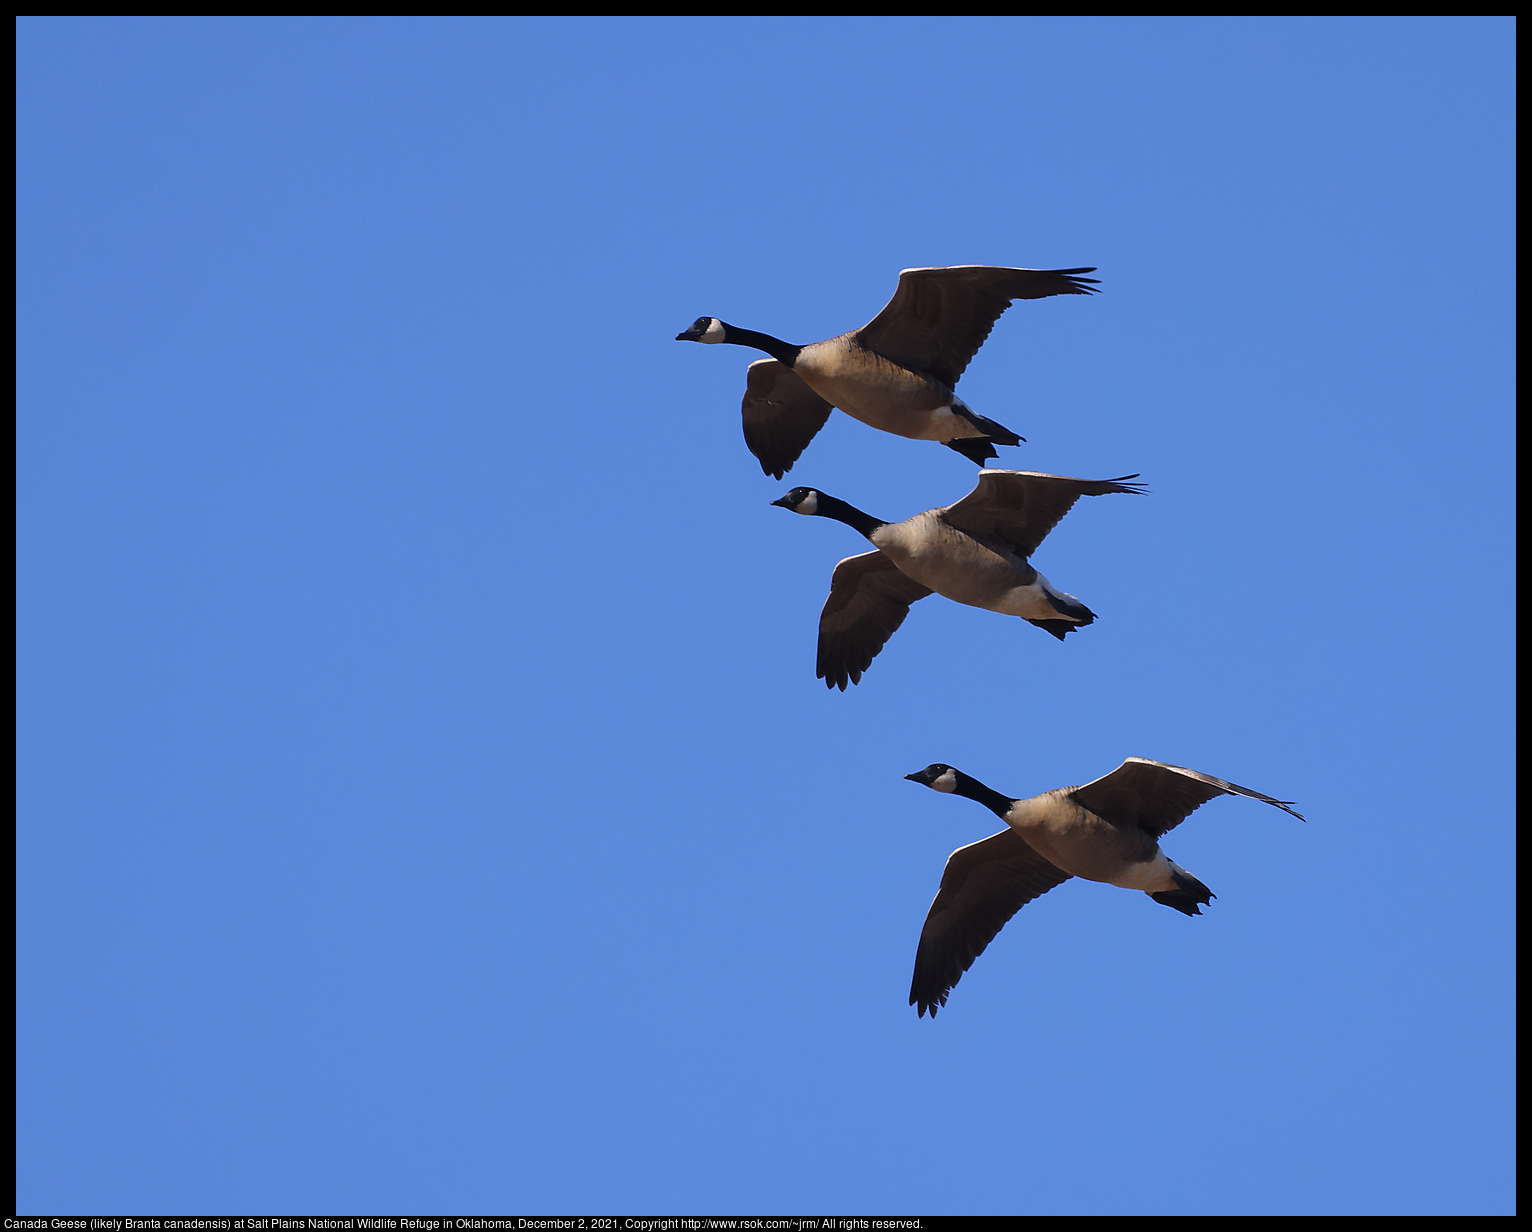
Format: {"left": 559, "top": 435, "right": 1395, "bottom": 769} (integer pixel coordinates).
{"left": 772, "top": 469, "right": 1145, "bottom": 688}
{"left": 676, "top": 265, "right": 1099, "bottom": 478}
{"left": 903, "top": 759, "right": 1305, "bottom": 1017}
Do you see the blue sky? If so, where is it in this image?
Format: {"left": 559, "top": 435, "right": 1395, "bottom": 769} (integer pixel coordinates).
{"left": 17, "top": 16, "right": 1514, "bottom": 1215}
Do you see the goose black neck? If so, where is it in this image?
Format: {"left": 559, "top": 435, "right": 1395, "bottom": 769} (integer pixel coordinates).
{"left": 952, "top": 771, "right": 1017, "bottom": 819}
{"left": 719, "top": 324, "right": 802, "bottom": 368}
{"left": 810, "top": 494, "right": 886, "bottom": 540}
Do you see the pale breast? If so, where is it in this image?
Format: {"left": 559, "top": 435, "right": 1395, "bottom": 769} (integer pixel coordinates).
{"left": 870, "top": 516, "right": 1037, "bottom": 612}
{"left": 793, "top": 336, "right": 958, "bottom": 439}
{"left": 1004, "top": 795, "right": 1163, "bottom": 886}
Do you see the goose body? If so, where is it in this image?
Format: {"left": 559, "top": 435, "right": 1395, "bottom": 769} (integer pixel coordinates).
{"left": 677, "top": 265, "right": 1099, "bottom": 477}
{"left": 1000, "top": 789, "right": 1184, "bottom": 888}
{"left": 870, "top": 511, "right": 1081, "bottom": 621}
{"left": 904, "top": 759, "right": 1305, "bottom": 1017}
{"left": 789, "top": 337, "right": 975, "bottom": 442}
{"left": 772, "top": 469, "right": 1145, "bottom": 688}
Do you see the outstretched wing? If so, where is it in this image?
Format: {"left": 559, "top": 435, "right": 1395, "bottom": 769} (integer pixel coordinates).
{"left": 857, "top": 265, "right": 1100, "bottom": 389}
{"left": 939, "top": 469, "right": 1146, "bottom": 559}
{"left": 1068, "top": 757, "right": 1305, "bottom": 841}
{"left": 910, "top": 828, "right": 1072, "bottom": 1018}
{"left": 817, "top": 551, "right": 933, "bottom": 691}
{"left": 741, "top": 359, "right": 835, "bottom": 480}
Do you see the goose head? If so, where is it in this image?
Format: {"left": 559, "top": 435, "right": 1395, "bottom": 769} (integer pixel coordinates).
{"left": 675, "top": 317, "right": 729, "bottom": 344}
{"left": 770, "top": 487, "right": 823, "bottom": 515}
{"left": 905, "top": 764, "right": 961, "bottom": 793}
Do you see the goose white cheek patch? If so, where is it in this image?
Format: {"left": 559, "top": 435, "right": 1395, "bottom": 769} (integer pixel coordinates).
{"left": 932, "top": 769, "right": 958, "bottom": 793}
{"left": 795, "top": 492, "right": 819, "bottom": 515}
{"left": 701, "top": 319, "right": 726, "bottom": 344}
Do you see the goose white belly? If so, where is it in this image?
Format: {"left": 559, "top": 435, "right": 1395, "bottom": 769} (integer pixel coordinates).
{"left": 911, "top": 403, "right": 989, "bottom": 442}
{"left": 992, "top": 570, "right": 1089, "bottom": 621}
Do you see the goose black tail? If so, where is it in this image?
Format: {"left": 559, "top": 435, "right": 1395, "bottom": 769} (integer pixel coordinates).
{"left": 953, "top": 408, "right": 1024, "bottom": 447}
{"left": 1026, "top": 618, "right": 1087, "bottom": 641}
{"left": 944, "top": 437, "right": 998, "bottom": 465}
{"left": 1043, "top": 591, "right": 1096, "bottom": 624}
{"left": 1027, "top": 593, "right": 1096, "bottom": 640}
{"left": 1150, "top": 868, "right": 1216, "bottom": 917}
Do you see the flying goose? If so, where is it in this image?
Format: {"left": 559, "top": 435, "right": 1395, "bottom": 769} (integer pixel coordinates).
{"left": 676, "top": 265, "right": 1099, "bottom": 478}
{"left": 903, "top": 759, "right": 1305, "bottom": 1017}
{"left": 772, "top": 469, "right": 1145, "bottom": 688}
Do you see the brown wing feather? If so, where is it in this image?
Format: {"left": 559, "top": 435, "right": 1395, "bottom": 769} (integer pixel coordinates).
{"left": 910, "top": 829, "right": 1072, "bottom": 1018}
{"left": 857, "top": 265, "right": 1099, "bottom": 389}
{"left": 816, "top": 551, "right": 933, "bottom": 691}
{"left": 741, "top": 359, "right": 835, "bottom": 480}
{"left": 939, "top": 469, "right": 1146, "bottom": 560}
{"left": 1068, "top": 757, "right": 1305, "bottom": 841}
